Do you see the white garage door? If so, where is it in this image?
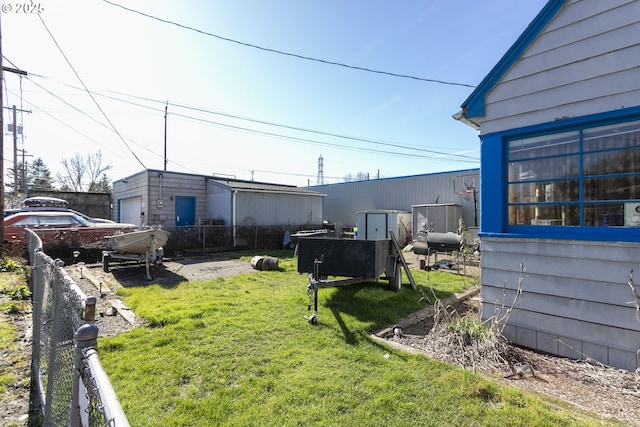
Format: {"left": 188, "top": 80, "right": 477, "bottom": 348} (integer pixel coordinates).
{"left": 120, "top": 197, "right": 142, "bottom": 226}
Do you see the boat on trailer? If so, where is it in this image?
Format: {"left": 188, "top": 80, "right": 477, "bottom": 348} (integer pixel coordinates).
{"left": 102, "top": 227, "right": 170, "bottom": 280}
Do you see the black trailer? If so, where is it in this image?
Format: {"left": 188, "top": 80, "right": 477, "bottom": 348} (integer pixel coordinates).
{"left": 297, "top": 232, "right": 416, "bottom": 324}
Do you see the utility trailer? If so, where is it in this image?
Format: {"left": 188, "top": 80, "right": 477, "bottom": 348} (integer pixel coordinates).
{"left": 297, "top": 232, "right": 416, "bottom": 324}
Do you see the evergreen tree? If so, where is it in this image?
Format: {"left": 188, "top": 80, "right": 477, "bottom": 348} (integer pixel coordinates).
{"left": 5, "top": 161, "right": 26, "bottom": 195}
{"left": 4, "top": 157, "right": 55, "bottom": 194}
{"left": 90, "top": 173, "right": 112, "bottom": 194}
{"left": 29, "top": 157, "right": 55, "bottom": 191}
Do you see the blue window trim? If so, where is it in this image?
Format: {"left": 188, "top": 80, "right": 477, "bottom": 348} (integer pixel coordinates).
{"left": 480, "top": 106, "right": 640, "bottom": 243}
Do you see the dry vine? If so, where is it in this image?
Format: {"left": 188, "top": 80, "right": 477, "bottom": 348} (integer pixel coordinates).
{"left": 410, "top": 263, "right": 527, "bottom": 376}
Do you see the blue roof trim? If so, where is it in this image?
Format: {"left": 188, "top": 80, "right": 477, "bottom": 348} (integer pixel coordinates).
{"left": 461, "top": 0, "right": 566, "bottom": 119}
{"left": 304, "top": 167, "right": 479, "bottom": 190}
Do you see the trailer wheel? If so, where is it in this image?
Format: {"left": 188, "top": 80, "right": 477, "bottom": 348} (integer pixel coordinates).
{"left": 308, "top": 314, "right": 318, "bottom": 325}
{"left": 389, "top": 268, "right": 402, "bottom": 292}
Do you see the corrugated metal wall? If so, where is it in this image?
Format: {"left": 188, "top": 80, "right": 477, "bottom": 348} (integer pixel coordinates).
{"left": 307, "top": 169, "right": 479, "bottom": 235}
{"left": 234, "top": 191, "right": 323, "bottom": 226}
{"left": 207, "top": 182, "right": 233, "bottom": 225}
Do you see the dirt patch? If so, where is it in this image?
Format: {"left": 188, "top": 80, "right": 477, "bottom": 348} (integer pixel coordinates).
{"left": 67, "top": 254, "right": 258, "bottom": 336}
{"left": 379, "top": 292, "right": 640, "bottom": 426}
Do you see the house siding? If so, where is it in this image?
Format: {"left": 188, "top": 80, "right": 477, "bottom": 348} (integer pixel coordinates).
{"left": 481, "top": 0, "right": 640, "bottom": 134}
{"left": 113, "top": 170, "right": 208, "bottom": 230}
{"left": 146, "top": 171, "right": 208, "bottom": 229}
{"left": 480, "top": 236, "right": 640, "bottom": 370}
{"left": 456, "top": 0, "right": 640, "bottom": 370}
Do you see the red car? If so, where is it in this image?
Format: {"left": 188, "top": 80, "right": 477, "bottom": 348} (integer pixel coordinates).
{"left": 4, "top": 211, "right": 136, "bottom": 248}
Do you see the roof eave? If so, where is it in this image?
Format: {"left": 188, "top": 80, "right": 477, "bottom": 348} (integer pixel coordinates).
{"left": 452, "top": 109, "right": 480, "bottom": 131}
{"left": 459, "top": 0, "right": 566, "bottom": 122}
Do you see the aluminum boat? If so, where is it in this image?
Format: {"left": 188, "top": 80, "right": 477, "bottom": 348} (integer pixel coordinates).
{"left": 105, "top": 227, "right": 170, "bottom": 254}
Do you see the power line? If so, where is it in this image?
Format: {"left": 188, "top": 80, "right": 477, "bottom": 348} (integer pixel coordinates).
{"left": 101, "top": 0, "right": 476, "bottom": 88}
{"left": 169, "top": 109, "right": 479, "bottom": 162}
{"left": 46, "top": 76, "right": 479, "bottom": 162}
{"left": 6, "top": 66, "right": 478, "bottom": 185}
{"left": 33, "top": 11, "right": 148, "bottom": 170}
{"left": 8, "top": 86, "right": 202, "bottom": 175}
{"left": 4, "top": 65, "right": 479, "bottom": 183}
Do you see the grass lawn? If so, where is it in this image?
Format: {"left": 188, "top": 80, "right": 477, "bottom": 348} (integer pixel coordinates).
{"left": 0, "top": 265, "right": 32, "bottom": 426}
{"left": 99, "top": 251, "right": 602, "bottom": 426}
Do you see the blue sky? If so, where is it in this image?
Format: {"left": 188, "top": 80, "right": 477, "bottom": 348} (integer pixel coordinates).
{"left": 2, "top": 0, "right": 548, "bottom": 187}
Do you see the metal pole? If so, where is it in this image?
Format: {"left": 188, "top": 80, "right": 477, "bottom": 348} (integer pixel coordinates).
{"left": 12, "top": 105, "right": 17, "bottom": 196}
{"left": 83, "top": 348, "right": 131, "bottom": 426}
{"left": 164, "top": 101, "right": 168, "bottom": 171}
{"left": 70, "top": 324, "right": 99, "bottom": 427}
{"left": 30, "top": 249, "right": 44, "bottom": 416}
{"left": 0, "top": 14, "right": 5, "bottom": 247}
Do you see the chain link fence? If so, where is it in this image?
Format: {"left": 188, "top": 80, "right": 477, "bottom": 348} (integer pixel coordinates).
{"left": 27, "top": 229, "right": 129, "bottom": 426}
{"left": 166, "top": 223, "right": 325, "bottom": 253}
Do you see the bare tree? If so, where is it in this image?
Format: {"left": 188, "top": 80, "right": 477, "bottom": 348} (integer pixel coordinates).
{"left": 343, "top": 171, "right": 370, "bottom": 182}
{"left": 57, "top": 151, "right": 112, "bottom": 192}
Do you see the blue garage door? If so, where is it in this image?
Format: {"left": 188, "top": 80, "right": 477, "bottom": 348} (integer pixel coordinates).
{"left": 175, "top": 196, "right": 196, "bottom": 227}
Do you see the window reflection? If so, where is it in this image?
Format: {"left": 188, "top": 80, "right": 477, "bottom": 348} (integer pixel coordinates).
{"left": 507, "top": 120, "right": 640, "bottom": 227}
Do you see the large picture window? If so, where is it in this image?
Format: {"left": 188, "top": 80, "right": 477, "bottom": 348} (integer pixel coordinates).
{"left": 507, "top": 120, "right": 640, "bottom": 226}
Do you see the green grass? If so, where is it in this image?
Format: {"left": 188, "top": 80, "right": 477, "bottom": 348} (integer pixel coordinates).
{"left": 0, "top": 269, "right": 30, "bottom": 396}
{"left": 0, "top": 316, "right": 17, "bottom": 393}
{"left": 99, "top": 251, "right": 603, "bottom": 426}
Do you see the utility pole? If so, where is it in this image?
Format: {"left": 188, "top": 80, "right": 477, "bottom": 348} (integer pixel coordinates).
{"left": 0, "top": 15, "right": 4, "bottom": 247}
{"left": 12, "top": 105, "right": 16, "bottom": 196}
{"left": 5, "top": 105, "right": 29, "bottom": 196}
{"left": 164, "top": 101, "right": 168, "bottom": 171}
{"left": 0, "top": 35, "right": 29, "bottom": 248}
{"left": 18, "top": 149, "right": 33, "bottom": 194}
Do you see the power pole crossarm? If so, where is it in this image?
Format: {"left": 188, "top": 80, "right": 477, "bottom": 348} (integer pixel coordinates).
{"left": 2, "top": 66, "right": 27, "bottom": 76}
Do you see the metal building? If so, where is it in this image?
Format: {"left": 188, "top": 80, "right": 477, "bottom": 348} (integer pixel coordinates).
{"left": 112, "top": 169, "right": 324, "bottom": 231}
{"left": 306, "top": 168, "right": 479, "bottom": 238}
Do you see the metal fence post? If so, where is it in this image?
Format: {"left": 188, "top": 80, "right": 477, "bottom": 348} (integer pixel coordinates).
{"left": 70, "top": 324, "right": 98, "bottom": 427}
{"left": 83, "top": 348, "right": 131, "bottom": 427}
{"left": 30, "top": 249, "right": 44, "bottom": 399}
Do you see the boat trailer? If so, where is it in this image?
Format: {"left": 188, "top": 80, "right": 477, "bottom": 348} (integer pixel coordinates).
{"left": 298, "top": 231, "right": 416, "bottom": 324}
{"left": 102, "top": 228, "right": 170, "bottom": 280}
{"left": 101, "top": 247, "right": 165, "bottom": 280}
